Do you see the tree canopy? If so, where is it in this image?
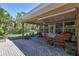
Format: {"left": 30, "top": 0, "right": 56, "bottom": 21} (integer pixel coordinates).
{"left": 0, "top": 7, "right": 14, "bottom": 35}
{"left": 0, "top": 7, "right": 39, "bottom": 35}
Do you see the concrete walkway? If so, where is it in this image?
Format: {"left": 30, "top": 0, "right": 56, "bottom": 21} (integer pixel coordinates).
{"left": 0, "top": 39, "right": 25, "bottom": 56}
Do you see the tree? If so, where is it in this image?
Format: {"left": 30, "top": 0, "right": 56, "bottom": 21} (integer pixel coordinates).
{"left": 0, "top": 7, "right": 14, "bottom": 35}
{"left": 14, "top": 11, "right": 26, "bottom": 34}
{"left": 16, "top": 11, "right": 26, "bottom": 20}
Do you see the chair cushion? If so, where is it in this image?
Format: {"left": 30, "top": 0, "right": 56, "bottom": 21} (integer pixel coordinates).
{"left": 54, "top": 42, "right": 64, "bottom": 45}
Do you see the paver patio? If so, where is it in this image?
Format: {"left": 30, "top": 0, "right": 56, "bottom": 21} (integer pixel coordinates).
{"left": 0, "top": 37, "right": 69, "bottom": 56}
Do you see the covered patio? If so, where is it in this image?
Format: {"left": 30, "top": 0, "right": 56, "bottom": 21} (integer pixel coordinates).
{"left": 19, "top": 3, "right": 79, "bottom": 56}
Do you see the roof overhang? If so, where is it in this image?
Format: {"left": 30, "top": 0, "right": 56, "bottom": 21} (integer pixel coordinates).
{"left": 19, "top": 3, "right": 66, "bottom": 23}
{"left": 29, "top": 8, "right": 76, "bottom": 25}
{"left": 19, "top": 3, "right": 79, "bottom": 24}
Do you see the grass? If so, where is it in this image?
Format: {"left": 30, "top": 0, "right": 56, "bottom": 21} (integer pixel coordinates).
{"left": 6, "top": 31, "right": 38, "bottom": 40}
{"left": 7, "top": 34, "right": 22, "bottom": 38}
{"left": 7, "top": 34, "right": 22, "bottom": 40}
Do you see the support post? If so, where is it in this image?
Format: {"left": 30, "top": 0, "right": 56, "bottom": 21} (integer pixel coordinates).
{"left": 53, "top": 24, "right": 56, "bottom": 34}
{"left": 29, "top": 24, "right": 31, "bottom": 32}
{"left": 48, "top": 24, "right": 50, "bottom": 33}
{"left": 43, "top": 25, "right": 45, "bottom": 33}
{"left": 76, "top": 8, "right": 79, "bottom": 55}
{"left": 62, "top": 22, "right": 65, "bottom": 33}
{"left": 22, "top": 23, "right": 24, "bottom": 39}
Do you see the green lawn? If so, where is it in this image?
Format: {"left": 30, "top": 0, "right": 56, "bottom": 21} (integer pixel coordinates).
{"left": 6, "top": 31, "right": 38, "bottom": 40}
{"left": 7, "top": 34, "right": 22, "bottom": 40}
{"left": 7, "top": 34, "right": 22, "bottom": 38}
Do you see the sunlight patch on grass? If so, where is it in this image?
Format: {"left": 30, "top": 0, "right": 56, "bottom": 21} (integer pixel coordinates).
{"left": 7, "top": 34, "right": 22, "bottom": 38}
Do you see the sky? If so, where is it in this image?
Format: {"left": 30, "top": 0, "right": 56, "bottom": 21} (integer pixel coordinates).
{"left": 0, "top": 3, "right": 39, "bottom": 18}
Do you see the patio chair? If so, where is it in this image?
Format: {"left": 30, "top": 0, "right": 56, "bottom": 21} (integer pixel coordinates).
{"left": 54, "top": 33, "right": 72, "bottom": 49}
{"left": 44, "top": 33, "right": 55, "bottom": 45}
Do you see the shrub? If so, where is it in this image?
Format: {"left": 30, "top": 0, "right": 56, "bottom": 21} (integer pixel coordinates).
{"left": 0, "top": 28, "right": 4, "bottom": 35}
{"left": 25, "top": 33, "right": 31, "bottom": 39}
{"left": 30, "top": 32, "right": 34, "bottom": 37}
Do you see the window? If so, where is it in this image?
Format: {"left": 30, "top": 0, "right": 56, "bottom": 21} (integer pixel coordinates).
{"left": 64, "top": 21, "right": 75, "bottom": 35}
{"left": 40, "top": 26, "right": 43, "bottom": 32}
{"left": 55, "top": 23, "right": 63, "bottom": 34}
{"left": 44, "top": 25, "right": 49, "bottom": 33}
{"left": 56, "top": 23, "right": 63, "bottom": 28}
{"left": 50, "top": 25, "right": 54, "bottom": 33}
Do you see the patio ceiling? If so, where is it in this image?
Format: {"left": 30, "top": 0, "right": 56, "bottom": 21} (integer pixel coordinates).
{"left": 25, "top": 9, "right": 76, "bottom": 25}
{"left": 20, "top": 3, "right": 79, "bottom": 24}
{"left": 20, "top": 3, "right": 67, "bottom": 23}
{"left": 42, "top": 10, "right": 75, "bottom": 24}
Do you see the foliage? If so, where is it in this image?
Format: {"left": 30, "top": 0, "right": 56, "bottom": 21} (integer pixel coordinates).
{"left": 0, "top": 7, "right": 39, "bottom": 37}
{"left": 25, "top": 33, "right": 31, "bottom": 39}
{"left": 16, "top": 11, "right": 26, "bottom": 19}
{"left": 0, "top": 27, "right": 4, "bottom": 35}
{"left": 13, "top": 11, "right": 26, "bottom": 34}
{"left": 0, "top": 7, "right": 15, "bottom": 35}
